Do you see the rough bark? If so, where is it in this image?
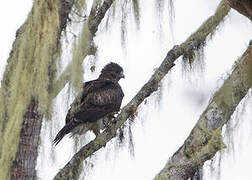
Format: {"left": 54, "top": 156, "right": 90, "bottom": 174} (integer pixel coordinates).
{"left": 10, "top": 99, "right": 42, "bottom": 180}
{"left": 154, "top": 41, "right": 252, "bottom": 180}
{"left": 59, "top": 0, "right": 75, "bottom": 30}
{"left": 54, "top": 1, "right": 230, "bottom": 179}
{"left": 227, "top": 0, "right": 252, "bottom": 21}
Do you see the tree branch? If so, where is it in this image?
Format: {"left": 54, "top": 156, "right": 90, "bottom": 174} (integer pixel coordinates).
{"left": 59, "top": 0, "right": 75, "bottom": 30}
{"left": 154, "top": 41, "right": 252, "bottom": 180}
{"left": 53, "top": 1, "right": 231, "bottom": 179}
{"left": 181, "top": 0, "right": 230, "bottom": 55}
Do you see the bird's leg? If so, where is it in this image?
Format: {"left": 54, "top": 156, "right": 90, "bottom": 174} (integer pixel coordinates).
{"left": 103, "top": 116, "right": 110, "bottom": 128}
{"left": 108, "top": 112, "right": 117, "bottom": 124}
{"left": 93, "top": 129, "right": 107, "bottom": 148}
{"left": 111, "top": 116, "right": 117, "bottom": 124}
{"left": 103, "top": 112, "right": 117, "bottom": 128}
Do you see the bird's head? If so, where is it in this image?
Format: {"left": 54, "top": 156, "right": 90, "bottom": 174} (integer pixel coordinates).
{"left": 99, "top": 62, "right": 125, "bottom": 81}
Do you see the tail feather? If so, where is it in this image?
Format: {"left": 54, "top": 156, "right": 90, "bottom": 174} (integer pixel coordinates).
{"left": 53, "top": 125, "right": 69, "bottom": 145}
{"left": 53, "top": 119, "right": 81, "bottom": 145}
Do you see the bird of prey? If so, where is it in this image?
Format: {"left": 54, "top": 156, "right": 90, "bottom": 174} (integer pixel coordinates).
{"left": 53, "top": 62, "right": 124, "bottom": 145}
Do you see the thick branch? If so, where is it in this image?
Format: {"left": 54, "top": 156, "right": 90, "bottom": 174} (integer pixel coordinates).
{"left": 53, "top": 1, "right": 230, "bottom": 179}
{"left": 59, "top": 0, "right": 75, "bottom": 30}
{"left": 154, "top": 41, "right": 252, "bottom": 180}
{"left": 50, "top": 0, "right": 115, "bottom": 98}
{"left": 227, "top": 0, "right": 252, "bottom": 21}
{"left": 181, "top": 0, "right": 230, "bottom": 53}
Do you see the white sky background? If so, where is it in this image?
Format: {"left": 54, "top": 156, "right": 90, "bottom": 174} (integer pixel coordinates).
{"left": 0, "top": 0, "right": 252, "bottom": 180}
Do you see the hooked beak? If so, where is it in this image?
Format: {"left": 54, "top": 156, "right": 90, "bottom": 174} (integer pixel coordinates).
{"left": 119, "top": 72, "right": 125, "bottom": 79}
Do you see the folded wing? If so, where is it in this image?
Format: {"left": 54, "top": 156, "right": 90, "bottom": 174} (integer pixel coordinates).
{"left": 53, "top": 79, "right": 124, "bottom": 145}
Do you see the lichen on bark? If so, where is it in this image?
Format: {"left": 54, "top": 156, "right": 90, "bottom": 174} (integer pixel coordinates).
{"left": 0, "top": 0, "right": 63, "bottom": 179}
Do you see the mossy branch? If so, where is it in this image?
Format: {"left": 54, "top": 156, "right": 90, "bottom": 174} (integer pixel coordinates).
{"left": 181, "top": 0, "right": 230, "bottom": 63}
{"left": 50, "top": 0, "right": 115, "bottom": 98}
{"left": 154, "top": 41, "right": 252, "bottom": 180}
{"left": 53, "top": 1, "right": 231, "bottom": 179}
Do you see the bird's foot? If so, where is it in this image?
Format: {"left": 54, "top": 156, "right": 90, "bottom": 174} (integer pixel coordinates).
{"left": 111, "top": 117, "right": 117, "bottom": 124}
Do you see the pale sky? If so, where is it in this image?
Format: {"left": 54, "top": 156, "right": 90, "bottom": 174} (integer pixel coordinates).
{"left": 0, "top": 1, "right": 252, "bottom": 180}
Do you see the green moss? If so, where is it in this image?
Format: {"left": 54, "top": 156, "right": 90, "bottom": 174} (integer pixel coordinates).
{"left": 74, "top": 0, "right": 87, "bottom": 15}
{"left": 208, "top": 128, "right": 226, "bottom": 151}
{"left": 0, "top": 1, "right": 61, "bottom": 179}
{"left": 70, "top": 21, "right": 91, "bottom": 93}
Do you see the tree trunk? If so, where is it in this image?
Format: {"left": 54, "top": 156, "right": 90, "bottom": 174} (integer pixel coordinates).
{"left": 10, "top": 99, "right": 42, "bottom": 180}
{"left": 0, "top": 1, "right": 74, "bottom": 180}
{"left": 0, "top": 0, "right": 116, "bottom": 179}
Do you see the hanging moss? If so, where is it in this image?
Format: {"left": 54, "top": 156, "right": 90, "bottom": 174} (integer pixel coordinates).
{"left": 68, "top": 0, "right": 88, "bottom": 26}
{"left": 0, "top": 0, "right": 61, "bottom": 179}
{"left": 132, "top": 0, "right": 140, "bottom": 29}
{"left": 70, "top": 21, "right": 92, "bottom": 93}
{"left": 154, "top": 0, "right": 175, "bottom": 42}
{"left": 167, "top": 0, "right": 175, "bottom": 27}
{"left": 74, "top": 0, "right": 87, "bottom": 15}
{"left": 155, "top": 0, "right": 165, "bottom": 16}
{"left": 182, "top": 46, "right": 206, "bottom": 80}
{"left": 182, "top": 0, "right": 230, "bottom": 70}
{"left": 104, "top": 1, "right": 117, "bottom": 31}
{"left": 63, "top": 0, "right": 107, "bottom": 94}
{"left": 120, "top": 0, "right": 129, "bottom": 49}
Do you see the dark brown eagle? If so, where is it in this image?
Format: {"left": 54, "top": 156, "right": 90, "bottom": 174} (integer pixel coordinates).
{"left": 53, "top": 62, "right": 124, "bottom": 145}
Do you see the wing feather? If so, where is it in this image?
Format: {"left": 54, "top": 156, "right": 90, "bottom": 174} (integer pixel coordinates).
{"left": 73, "top": 80, "right": 123, "bottom": 123}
